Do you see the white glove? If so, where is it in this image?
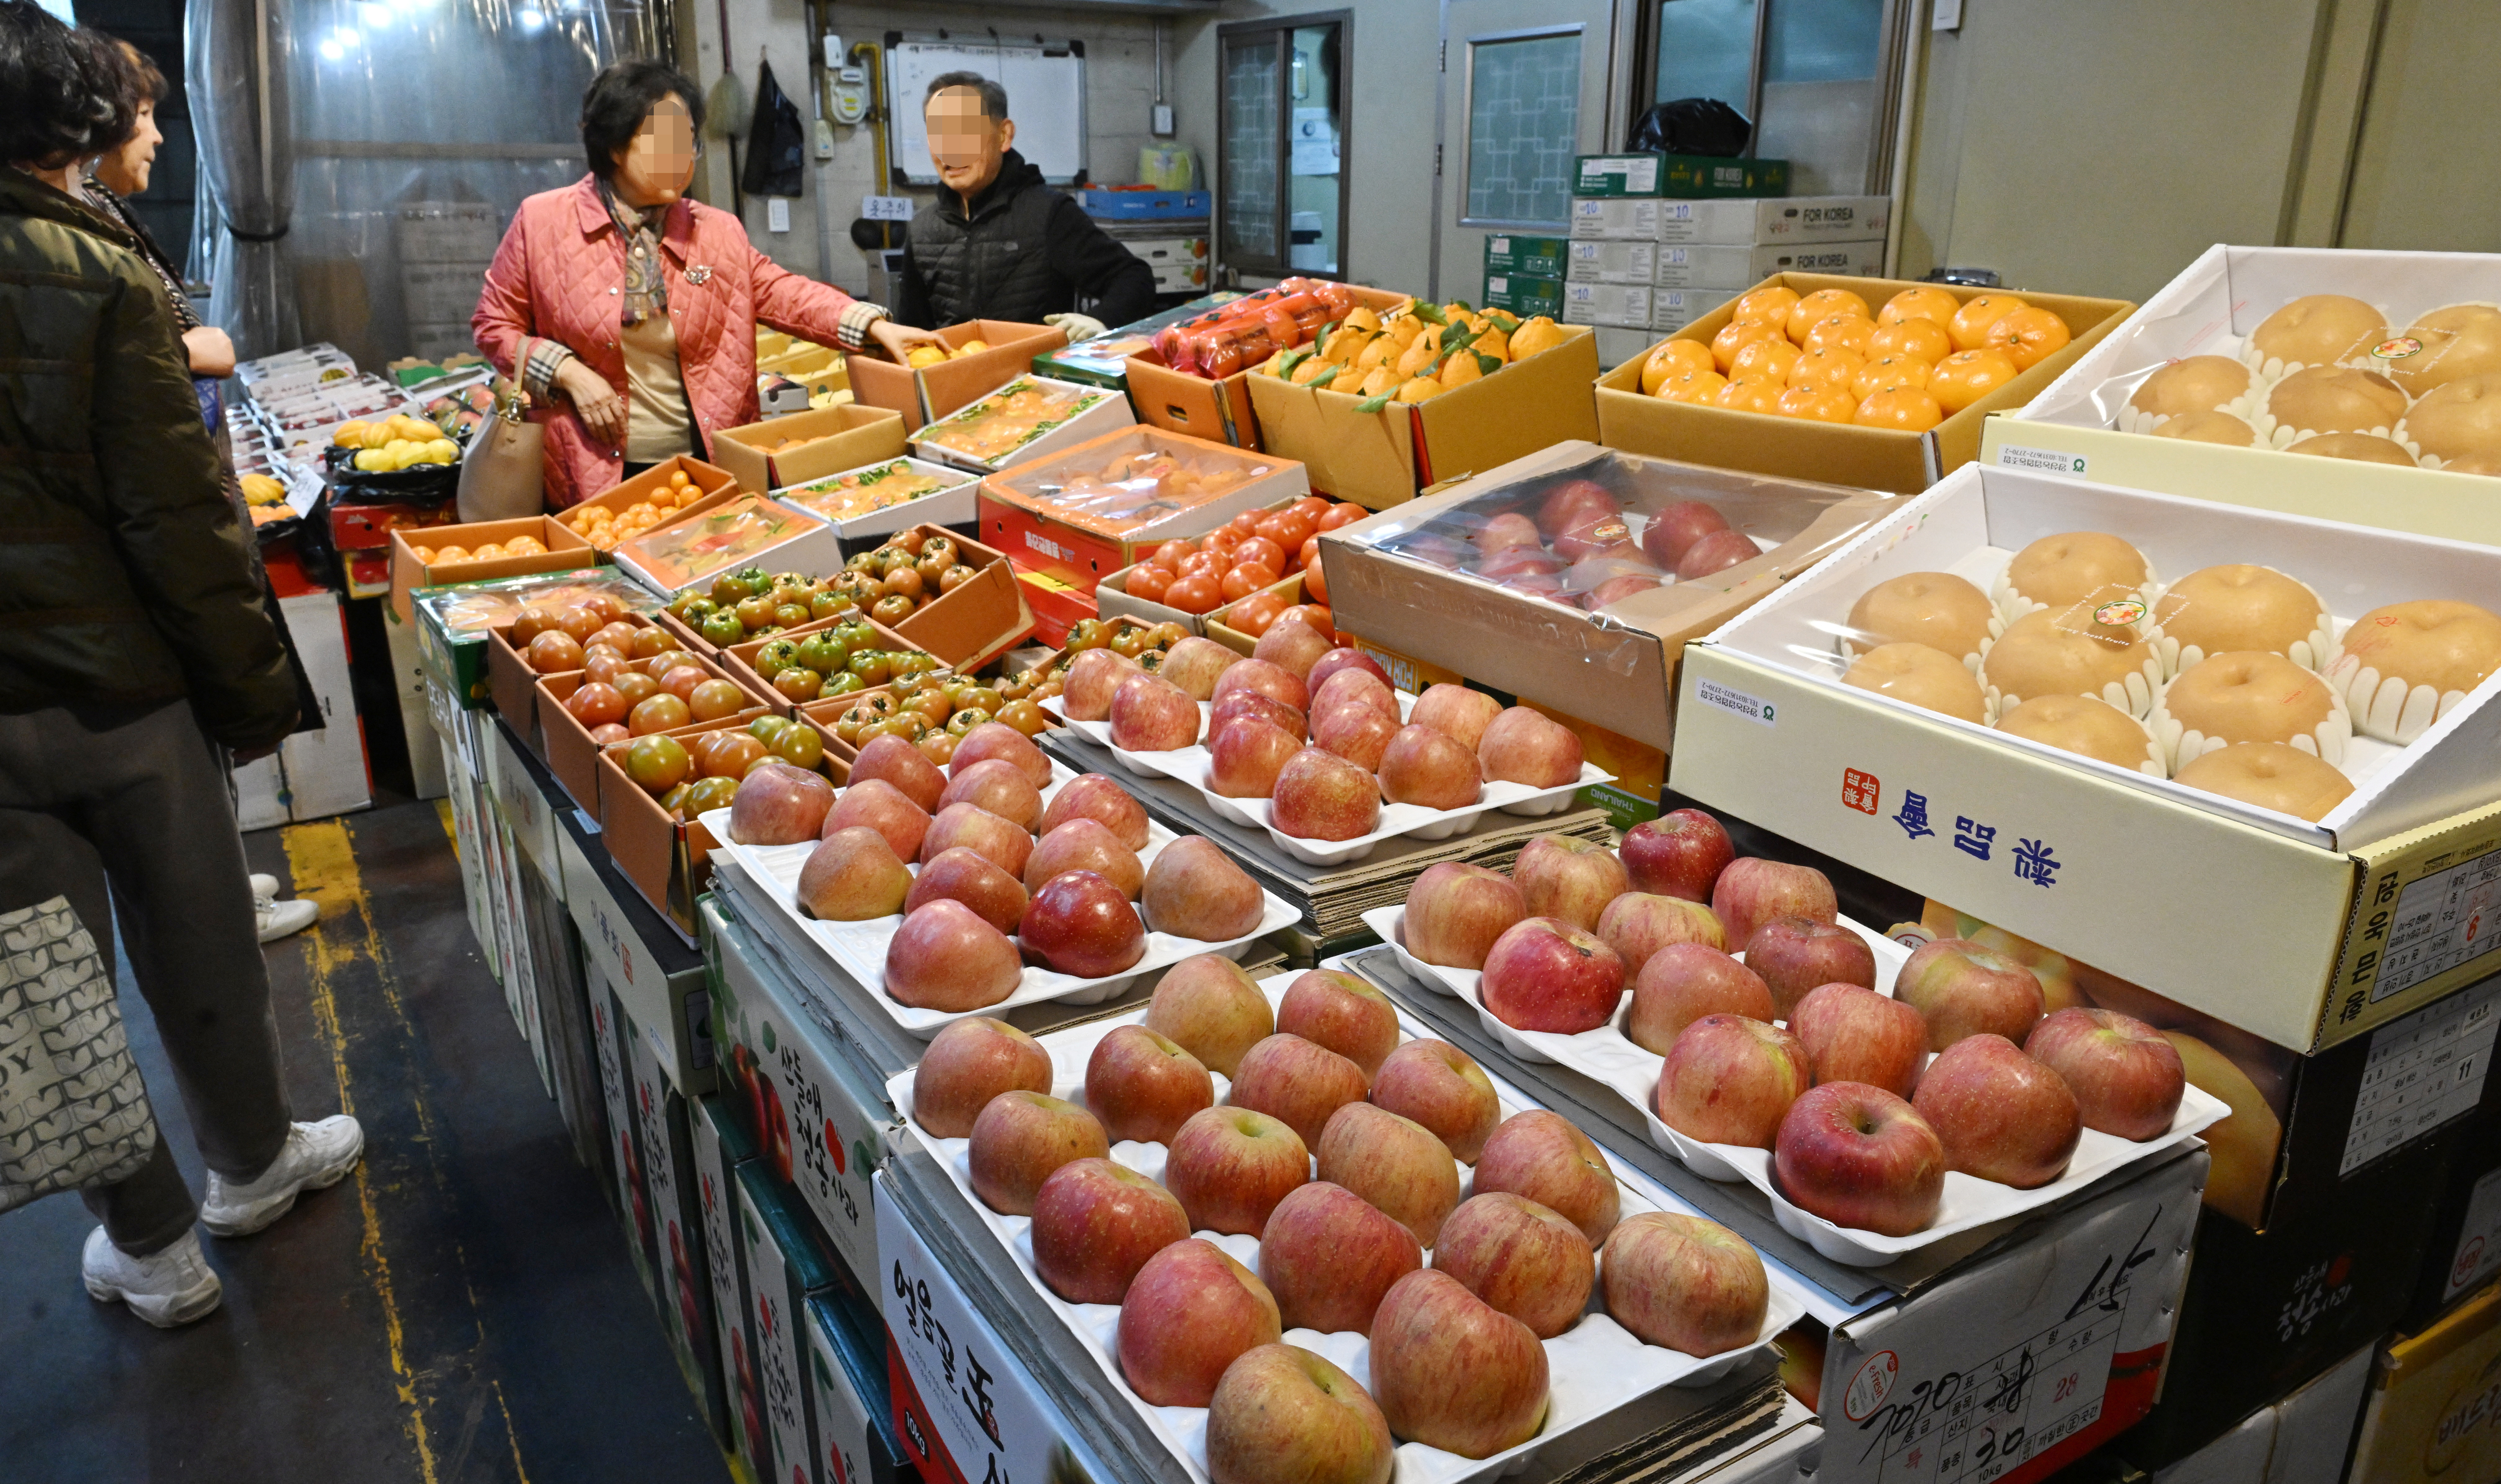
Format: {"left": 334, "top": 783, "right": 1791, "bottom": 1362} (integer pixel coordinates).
{"left": 1046, "top": 311, "right": 1109, "bottom": 343}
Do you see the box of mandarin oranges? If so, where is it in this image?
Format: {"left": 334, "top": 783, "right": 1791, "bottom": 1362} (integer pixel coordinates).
{"left": 1596, "top": 274, "right": 2133, "bottom": 494}
{"left": 1668, "top": 456, "right": 2501, "bottom": 1055}
{"left": 551, "top": 454, "right": 741, "bottom": 558}
{"left": 976, "top": 426, "right": 1309, "bottom": 593}
{"left": 387, "top": 516, "right": 597, "bottom": 623}
{"left": 1988, "top": 243, "right": 2501, "bottom": 548}
{"left": 846, "top": 319, "right": 1065, "bottom": 433}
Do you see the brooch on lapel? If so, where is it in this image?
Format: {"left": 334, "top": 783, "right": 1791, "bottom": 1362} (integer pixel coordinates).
{"left": 684, "top": 264, "right": 713, "bottom": 285}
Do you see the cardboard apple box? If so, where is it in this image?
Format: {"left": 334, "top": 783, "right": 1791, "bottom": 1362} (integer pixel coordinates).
{"left": 387, "top": 515, "right": 596, "bottom": 624}
{"left": 846, "top": 319, "right": 1065, "bottom": 432}
{"left": 712, "top": 402, "right": 908, "bottom": 495}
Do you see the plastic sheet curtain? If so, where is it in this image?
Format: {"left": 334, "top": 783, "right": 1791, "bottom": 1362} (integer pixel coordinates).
{"left": 186, "top": 0, "right": 668, "bottom": 366}
{"left": 187, "top": 0, "right": 298, "bottom": 358}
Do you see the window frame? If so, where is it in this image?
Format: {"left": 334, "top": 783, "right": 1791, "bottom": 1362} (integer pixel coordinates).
{"left": 1214, "top": 9, "right": 1354, "bottom": 282}
{"left": 1454, "top": 22, "right": 1591, "bottom": 233}
{"left": 1634, "top": 0, "right": 1912, "bottom": 194}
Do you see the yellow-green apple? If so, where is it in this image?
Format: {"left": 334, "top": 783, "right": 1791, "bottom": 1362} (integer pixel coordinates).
{"left": 1211, "top": 686, "right": 1307, "bottom": 741}
{"left": 1254, "top": 618, "right": 1335, "bottom": 683}
{"left": 918, "top": 801, "right": 1032, "bottom": 878}
{"left": 1029, "top": 1156, "right": 1192, "bottom": 1304}
{"left": 1599, "top": 1212, "right": 1768, "bottom": 1356}
{"left": 1163, "top": 1106, "right": 1308, "bottom": 1235}
{"left": 1367, "top": 1270, "right": 1550, "bottom": 1458}
{"left": 1313, "top": 667, "right": 1396, "bottom": 719}
{"left": 1597, "top": 893, "right": 1726, "bottom": 970}
{"left": 1411, "top": 683, "right": 1503, "bottom": 751}
{"left": 1370, "top": 1039, "right": 1501, "bottom": 1161}
{"left": 1477, "top": 706, "right": 1584, "bottom": 788}
{"left": 905, "top": 846, "right": 1030, "bottom": 934}
{"left": 1140, "top": 837, "right": 1267, "bottom": 941}
{"left": 728, "top": 762, "right": 833, "bottom": 845}
{"left": 1039, "top": 772, "right": 1150, "bottom": 850}
{"left": 1085, "top": 1025, "right": 1214, "bottom": 1143}
{"left": 967, "top": 1091, "right": 1109, "bottom": 1215}
{"left": 1209, "top": 716, "right": 1302, "bottom": 798}
{"left": 1230, "top": 1033, "right": 1369, "bottom": 1147}
{"left": 1062, "top": 646, "right": 1139, "bottom": 720}
{"left": 1271, "top": 747, "right": 1382, "bottom": 841}
{"left": 1513, "top": 835, "right": 1629, "bottom": 931}
{"left": 1626, "top": 945, "right": 1774, "bottom": 1054}
{"left": 1773, "top": 1083, "right": 1945, "bottom": 1235}
{"left": 1377, "top": 724, "right": 1483, "bottom": 810}
{"left": 1317, "top": 1103, "right": 1461, "bottom": 1248}
{"left": 1257, "top": 1181, "right": 1424, "bottom": 1333}
{"left": 1307, "top": 648, "right": 1392, "bottom": 698}
{"left": 1639, "top": 499, "right": 1730, "bottom": 569}
{"left": 1117, "top": 1238, "right": 1282, "bottom": 1406}
{"left": 1020, "top": 870, "right": 1148, "bottom": 978}
{"left": 1278, "top": 970, "right": 1400, "bottom": 1081}
{"left": 1432, "top": 1193, "right": 1594, "bottom": 1339}
{"left": 798, "top": 827, "right": 912, "bottom": 921}
{"left": 939, "top": 756, "right": 1044, "bottom": 831}
{"left": 1654, "top": 1015, "right": 1811, "bottom": 1150}
{"left": 1789, "top": 983, "right": 1925, "bottom": 1100}
{"left": 823, "top": 777, "right": 931, "bottom": 860}
{"left": 1205, "top": 1345, "right": 1394, "bottom": 1484}
{"left": 1401, "top": 863, "right": 1526, "bottom": 971}
{"left": 1142, "top": 955, "right": 1274, "bottom": 1076}
{"left": 1895, "top": 938, "right": 2046, "bottom": 1050}
{"left": 850, "top": 732, "right": 947, "bottom": 811}
{"left": 1619, "top": 809, "right": 1734, "bottom": 902}
{"left": 883, "top": 898, "right": 1024, "bottom": 1011}
{"left": 1744, "top": 917, "right": 1878, "bottom": 1019}
{"left": 1109, "top": 672, "right": 1202, "bottom": 753}
{"left": 2025, "top": 1009, "right": 2186, "bottom": 1140}
{"left": 1214, "top": 655, "right": 1311, "bottom": 713}
{"left": 910, "top": 1016, "right": 1051, "bottom": 1138}
{"left": 1024, "top": 817, "right": 1145, "bottom": 898}
{"left": 1911, "top": 1033, "right": 2080, "bottom": 1188}
{"left": 1709, "top": 858, "right": 1837, "bottom": 950}
{"left": 1314, "top": 701, "right": 1398, "bottom": 772}
{"left": 1160, "top": 636, "right": 1241, "bottom": 701}
{"left": 1481, "top": 917, "right": 1626, "bottom": 1034}
{"left": 950, "top": 720, "right": 1052, "bottom": 788}
{"left": 1472, "top": 1111, "right": 1621, "bottom": 1245}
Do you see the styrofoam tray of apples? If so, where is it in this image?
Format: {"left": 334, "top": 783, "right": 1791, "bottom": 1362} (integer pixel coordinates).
{"left": 1359, "top": 905, "right": 2230, "bottom": 1268}
{"left": 695, "top": 760, "right": 1298, "bottom": 1038}
{"left": 887, "top": 972, "right": 1806, "bottom": 1484}
{"left": 1042, "top": 691, "right": 1613, "bottom": 868}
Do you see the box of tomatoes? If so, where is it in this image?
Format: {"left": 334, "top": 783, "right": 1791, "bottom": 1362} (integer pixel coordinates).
{"left": 1595, "top": 273, "right": 2133, "bottom": 493}
{"left": 536, "top": 643, "right": 776, "bottom": 813}
{"left": 977, "top": 426, "right": 1310, "bottom": 593}
{"left": 1095, "top": 491, "right": 1361, "bottom": 636}
{"left": 595, "top": 712, "right": 839, "bottom": 932}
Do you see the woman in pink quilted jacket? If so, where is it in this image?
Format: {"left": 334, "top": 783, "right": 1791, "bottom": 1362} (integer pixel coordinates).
{"left": 473, "top": 61, "right": 941, "bottom": 507}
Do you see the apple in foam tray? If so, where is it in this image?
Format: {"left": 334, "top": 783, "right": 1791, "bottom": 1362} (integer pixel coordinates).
{"left": 1479, "top": 917, "right": 1626, "bottom": 1035}
{"left": 2025, "top": 1008, "right": 2186, "bottom": 1140}
{"left": 1619, "top": 808, "right": 1736, "bottom": 903}
{"left": 1511, "top": 835, "right": 1629, "bottom": 932}
{"left": 1401, "top": 862, "right": 1526, "bottom": 971}
{"left": 1773, "top": 1082, "right": 1945, "bottom": 1236}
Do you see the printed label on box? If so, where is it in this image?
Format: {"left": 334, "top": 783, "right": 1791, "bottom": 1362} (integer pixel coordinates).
{"left": 2447, "top": 1165, "right": 2501, "bottom": 1301}
{"left": 693, "top": 1105, "right": 767, "bottom": 1478}
{"left": 809, "top": 1303, "right": 877, "bottom": 1484}
{"left": 1695, "top": 678, "right": 1777, "bottom": 726}
{"left": 738, "top": 1178, "right": 815, "bottom": 1483}
{"left": 1997, "top": 445, "right": 2091, "bottom": 477}
{"left": 2372, "top": 850, "right": 2501, "bottom": 1002}
{"left": 2342, "top": 979, "right": 2498, "bottom": 1176}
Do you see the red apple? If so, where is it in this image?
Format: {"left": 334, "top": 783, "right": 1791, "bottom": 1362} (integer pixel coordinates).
{"left": 1625, "top": 945, "right": 1774, "bottom": 1054}
{"left": 1063, "top": 647, "right": 1140, "bottom": 720}
{"left": 1210, "top": 686, "right": 1307, "bottom": 741}
{"left": 1620, "top": 809, "right": 1736, "bottom": 903}
{"left": 1205, "top": 1345, "right": 1394, "bottom": 1484}
{"left": 1256, "top": 1181, "right": 1423, "bottom": 1335}
{"left": 1254, "top": 618, "right": 1335, "bottom": 682}
{"left": 1410, "top": 684, "right": 1503, "bottom": 751}
{"left": 1773, "top": 1083, "right": 1946, "bottom": 1236}
{"left": 1020, "top": 870, "right": 1148, "bottom": 978}
{"left": 1037, "top": 772, "right": 1150, "bottom": 851}
{"left": 919, "top": 801, "right": 1033, "bottom": 879}
{"left": 1212, "top": 656, "right": 1311, "bottom": 713}
{"left": 850, "top": 732, "right": 948, "bottom": 812}
{"left": 1895, "top": 938, "right": 2046, "bottom": 1050}
{"left": 910, "top": 1016, "right": 1052, "bottom": 1138}
{"left": 1585, "top": 574, "right": 1663, "bottom": 609}
{"left": 1480, "top": 917, "right": 1626, "bottom": 1034}
{"left": 1117, "top": 1238, "right": 1282, "bottom": 1406}
{"left": 1140, "top": 836, "right": 1267, "bottom": 941}
{"left": 1641, "top": 499, "right": 1731, "bottom": 569}
{"left": 1085, "top": 1025, "right": 1214, "bottom": 1143}
{"left": 1709, "top": 858, "right": 1838, "bottom": 951}
{"left": 1401, "top": 862, "right": 1527, "bottom": 971}
{"left": 1317, "top": 1103, "right": 1460, "bottom": 1248}
{"left": 1599, "top": 1212, "right": 1768, "bottom": 1357}
{"left": 1229, "top": 1033, "right": 1368, "bottom": 1148}
{"left": 1312, "top": 668, "right": 1396, "bottom": 721}
{"left": 1596, "top": 892, "right": 1726, "bottom": 971}
{"left": 1479, "top": 544, "right": 1564, "bottom": 581}
{"left": 1142, "top": 955, "right": 1274, "bottom": 1077}
{"left": 885, "top": 898, "right": 1025, "bottom": 1011}
{"left": 1307, "top": 648, "right": 1392, "bottom": 699}
{"left": 1370, "top": 1039, "right": 1501, "bottom": 1161}
{"left": 1029, "top": 1156, "right": 1191, "bottom": 1304}
{"left": 967, "top": 1090, "right": 1108, "bottom": 1215}
{"left": 1477, "top": 707, "right": 1583, "bottom": 788}
{"left": 1676, "top": 528, "right": 1760, "bottom": 581}
{"left": 905, "top": 846, "right": 1030, "bottom": 934}
{"left": 727, "top": 763, "right": 833, "bottom": 845}
{"left": 823, "top": 777, "right": 932, "bottom": 860}
{"left": 939, "top": 758, "right": 1044, "bottom": 831}
{"left": 1789, "top": 983, "right": 1926, "bottom": 1100}
{"left": 1654, "top": 1015, "right": 1811, "bottom": 1150}
{"left": 2025, "top": 1008, "right": 2186, "bottom": 1141}
{"left": 797, "top": 827, "right": 912, "bottom": 921}
{"left": 1109, "top": 671, "right": 1202, "bottom": 752}
{"left": 1432, "top": 1192, "right": 1594, "bottom": 1340}
{"left": 1512, "top": 835, "right": 1629, "bottom": 931}
{"left": 1368, "top": 1270, "right": 1551, "bottom": 1459}
{"left": 1744, "top": 916, "right": 1878, "bottom": 1020}
{"left": 1912, "top": 1034, "right": 2081, "bottom": 1188}
{"left": 1271, "top": 747, "right": 1382, "bottom": 841}
{"left": 1209, "top": 716, "right": 1302, "bottom": 799}
{"left": 1377, "top": 724, "right": 1483, "bottom": 810}
{"left": 1472, "top": 510, "right": 1544, "bottom": 553}
{"left": 1024, "top": 817, "right": 1145, "bottom": 898}
{"left": 1537, "top": 479, "right": 1620, "bottom": 538}
{"left": 1164, "top": 1106, "right": 1308, "bottom": 1235}
{"left": 1472, "top": 1110, "right": 1620, "bottom": 1245}
{"left": 1277, "top": 970, "right": 1400, "bottom": 1082}
{"left": 949, "top": 721, "right": 1052, "bottom": 789}
{"left": 1160, "top": 636, "right": 1242, "bottom": 701}
{"left": 1314, "top": 702, "right": 1398, "bottom": 772}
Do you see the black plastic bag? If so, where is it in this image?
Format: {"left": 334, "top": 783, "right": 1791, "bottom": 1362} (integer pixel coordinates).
{"left": 1631, "top": 98, "right": 1752, "bottom": 158}
{"left": 742, "top": 61, "right": 807, "bottom": 199}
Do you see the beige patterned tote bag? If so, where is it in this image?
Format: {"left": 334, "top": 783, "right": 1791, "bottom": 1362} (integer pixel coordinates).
{"left": 0, "top": 897, "right": 158, "bottom": 1214}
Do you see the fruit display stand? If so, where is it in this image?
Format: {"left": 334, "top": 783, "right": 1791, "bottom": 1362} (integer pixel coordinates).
{"left": 710, "top": 402, "right": 910, "bottom": 497}
{"left": 1985, "top": 244, "right": 2501, "bottom": 547}
{"left": 979, "top": 428, "right": 1311, "bottom": 593}
{"left": 1595, "top": 276, "right": 2132, "bottom": 493}
{"left": 846, "top": 319, "right": 1066, "bottom": 433}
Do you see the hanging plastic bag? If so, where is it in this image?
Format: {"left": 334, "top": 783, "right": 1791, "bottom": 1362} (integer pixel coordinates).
{"left": 1631, "top": 98, "right": 1753, "bottom": 158}
{"left": 742, "top": 61, "right": 807, "bottom": 199}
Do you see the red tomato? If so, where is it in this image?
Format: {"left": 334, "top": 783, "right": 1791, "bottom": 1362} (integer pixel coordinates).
{"left": 1256, "top": 512, "right": 1316, "bottom": 551}
{"left": 555, "top": 606, "right": 602, "bottom": 642}
{"left": 1152, "top": 539, "right": 1194, "bottom": 568}
{"left": 1178, "top": 550, "right": 1225, "bottom": 579}
{"left": 1316, "top": 501, "right": 1366, "bottom": 531}
{"left": 1125, "top": 564, "right": 1174, "bottom": 603}
{"left": 1232, "top": 536, "right": 1287, "bottom": 574}
{"left": 565, "top": 681, "right": 628, "bottom": 727}
{"left": 1220, "top": 563, "right": 1279, "bottom": 601}
{"left": 1306, "top": 553, "right": 1331, "bottom": 604}
{"left": 585, "top": 651, "right": 631, "bottom": 686}
{"left": 661, "top": 664, "right": 710, "bottom": 702}
{"left": 1279, "top": 603, "right": 1335, "bottom": 641}
{"left": 1164, "top": 576, "right": 1222, "bottom": 614}
{"left": 1204, "top": 526, "right": 1245, "bottom": 554}
{"left": 1229, "top": 591, "right": 1288, "bottom": 637}
{"left": 1228, "top": 510, "right": 1263, "bottom": 536}
{"left": 1288, "top": 496, "right": 1332, "bottom": 523}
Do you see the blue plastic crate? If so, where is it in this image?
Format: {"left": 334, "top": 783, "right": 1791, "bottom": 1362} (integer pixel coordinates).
{"left": 1077, "top": 188, "right": 1212, "bottom": 221}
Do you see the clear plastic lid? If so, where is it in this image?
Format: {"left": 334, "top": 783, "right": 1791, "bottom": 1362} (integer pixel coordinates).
{"left": 913, "top": 376, "right": 1110, "bottom": 464}
{"left": 777, "top": 458, "right": 974, "bottom": 522}
{"left": 616, "top": 493, "right": 825, "bottom": 590}
{"left": 984, "top": 428, "right": 1281, "bottom": 537}
{"left": 415, "top": 569, "right": 658, "bottom": 637}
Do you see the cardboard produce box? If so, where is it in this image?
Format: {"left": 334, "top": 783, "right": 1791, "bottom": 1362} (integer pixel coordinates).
{"left": 733, "top": 1165, "right": 845, "bottom": 1484}
{"left": 613, "top": 493, "right": 844, "bottom": 598}
{"left": 1485, "top": 233, "right": 1568, "bottom": 278}
{"left": 563, "top": 818, "right": 712, "bottom": 1091}
{"left": 717, "top": 613, "right": 918, "bottom": 717}
{"left": 1598, "top": 273, "right": 2133, "bottom": 493}
{"left": 1320, "top": 439, "right": 1893, "bottom": 751}
{"left": 593, "top": 713, "right": 783, "bottom": 936}
{"left": 770, "top": 454, "right": 978, "bottom": 546}
{"left": 908, "top": 374, "right": 1135, "bottom": 476}
{"left": 1247, "top": 322, "right": 1603, "bottom": 511}
{"left": 386, "top": 515, "right": 595, "bottom": 624}
{"left": 1571, "top": 194, "right": 1889, "bottom": 243}
{"left": 1013, "top": 568, "right": 1094, "bottom": 649}
{"left": 1652, "top": 239, "right": 1888, "bottom": 288}
{"left": 1482, "top": 273, "right": 1567, "bottom": 320}
{"left": 621, "top": 998, "right": 731, "bottom": 1444}
{"left": 1122, "top": 284, "right": 1411, "bottom": 451}
{"left": 553, "top": 454, "right": 740, "bottom": 553}
{"left": 2407, "top": 1137, "right": 2501, "bottom": 1328}
{"left": 1670, "top": 460, "right": 2501, "bottom": 1054}
{"left": 1653, "top": 289, "right": 1739, "bottom": 334}
{"left": 710, "top": 402, "right": 908, "bottom": 495}
{"left": 1573, "top": 152, "right": 1791, "bottom": 199}
{"left": 689, "top": 1095, "right": 768, "bottom": 1482}
{"left": 1986, "top": 243, "right": 2501, "bottom": 547}
{"left": 534, "top": 659, "right": 772, "bottom": 812}
{"left": 887, "top": 524, "right": 1034, "bottom": 672}
{"left": 845, "top": 319, "right": 1064, "bottom": 432}
{"left": 2124, "top": 1344, "right": 2377, "bottom": 1484}
{"left": 1030, "top": 293, "right": 1242, "bottom": 393}
{"left": 1565, "top": 282, "right": 1654, "bottom": 329}
{"left": 977, "top": 426, "right": 1307, "bottom": 591}
{"left": 2349, "top": 1278, "right": 2501, "bottom": 1484}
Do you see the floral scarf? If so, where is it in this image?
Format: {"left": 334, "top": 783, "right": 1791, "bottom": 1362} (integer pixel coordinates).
{"left": 599, "top": 180, "right": 670, "bottom": 328}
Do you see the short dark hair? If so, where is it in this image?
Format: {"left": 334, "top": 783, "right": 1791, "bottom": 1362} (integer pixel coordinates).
{"left": 0, "top": 1, "right": 137, "bottom": 170}
{"left": 924, "top": 71, "right": 1006, "bottom": 121}
{"left": 580, "top": 59, "right": 704, "bottom": 181}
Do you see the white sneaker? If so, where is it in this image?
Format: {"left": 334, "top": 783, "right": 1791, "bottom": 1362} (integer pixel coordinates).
{"left": 83, "top": 1226, "right": 223, "bottom": 1328}
{"left": 249, "top": 873, "right": 280, "bottom": 899}
{"left": 200, "top": 1116, "right": 365, "bottom": 1236}
{"left": 256, "top": 896, "right": 318, "bottom": 943}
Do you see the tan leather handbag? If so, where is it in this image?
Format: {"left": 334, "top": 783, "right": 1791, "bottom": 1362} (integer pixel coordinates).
{"left": 456, "top": 374, "right": 546, "bottom": 523}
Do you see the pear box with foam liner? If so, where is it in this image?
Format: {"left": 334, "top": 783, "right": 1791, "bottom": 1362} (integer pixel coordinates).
{"left": 1666, "top": 457, "right": 2501, "bottom": 1056}
{"left": 1988, "top": 244, "right": 2501, "bottom": 548}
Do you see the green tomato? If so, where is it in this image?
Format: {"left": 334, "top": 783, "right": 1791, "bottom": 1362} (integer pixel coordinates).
{"left": 795, "top": 633, "right": 848, "bottom": 675}
{"left": 808, "top": 589, "right": 852, "bottom": 621}
{"left": 679, "top": 596, "right": 718, "bottom": 621}
{"left": 752, "top": 638, "right": 801, "bottom": 679}
{"left": 834, "top": 621, "right": 875, "bottom": 652}
{"left": 820, "top": 671, "right": 865, "bottom": 697}
{"left": 893, "top": 651, "right": 942, "bottom": 678}
{"left": 709, "top": 573, "right": 753, "bottom": 606}
{"left": 944, "top": 707, "right": 992, "bottom": 737}
{"left": 846, "top": 649, "right": 893, "bottom": 686}
{"left": 772, "top": 724, "right": 824, "bottom": 770}
{"left": 749, "top": 715, "right": 792, "bottom": 745}
{"left": 700, "top": 609, "right": 745, "bottom": 646}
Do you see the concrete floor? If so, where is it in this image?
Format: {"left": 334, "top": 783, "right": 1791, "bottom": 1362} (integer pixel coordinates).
{"left": 0, "top": 798, "right": 728, "bottom": 1483}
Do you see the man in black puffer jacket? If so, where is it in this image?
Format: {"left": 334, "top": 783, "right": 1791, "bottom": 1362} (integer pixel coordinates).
{"left": 894, "top": 72, "right": 1156, "bottom": 336}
